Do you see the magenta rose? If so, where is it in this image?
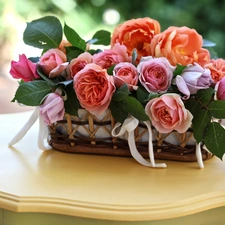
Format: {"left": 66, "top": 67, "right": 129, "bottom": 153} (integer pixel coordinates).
{"left": 175, "top": 63, "right": 213, "bottom": 99}
{"left": 67, "top": 52, "right": 93, "bottom": 78}
{"left": 93, "top": 43, "right": 131, "bottom": 69}
{"left": 137, "top": 57, "right": 176, "bottom": 93}
{"left": 39, "top": 49, "right": 68, "bottom": 78}
{"left": 73, "top": 63, "right": 116, "bottom": 115}
{"left": 39, "top": 93, "right": 65, "bottom": 125}
{"left": 9, "top": 54, "right": 39, "bottom": 82}
{"left": 216, "top": 77, "right": 225, "bottom": 100}
{"left": 113, "top": 62, "right": 138, "bottom": 90}
{"left": 145, "top": 93, "right": 193, "bottom": 133}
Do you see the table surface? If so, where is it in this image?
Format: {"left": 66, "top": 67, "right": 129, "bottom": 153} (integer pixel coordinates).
{"left": 1, "top": 110, "right": 225, "bottom": 222}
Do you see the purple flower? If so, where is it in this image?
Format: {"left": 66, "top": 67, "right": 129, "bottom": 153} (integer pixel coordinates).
{"left": 175, "top": 63, "right": 213, "bottom": 99}
{"left": 39, "top": 93, "right": 65, "bottom": 125}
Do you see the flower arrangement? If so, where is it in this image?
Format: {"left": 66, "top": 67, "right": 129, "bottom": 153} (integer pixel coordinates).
{"left": 9, "top": 16, "right": 225, "bottom": 164}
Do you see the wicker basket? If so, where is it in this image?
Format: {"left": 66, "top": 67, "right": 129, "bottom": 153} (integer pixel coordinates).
{"left": 48, "top": 109, "right": 213, "bottom": 162}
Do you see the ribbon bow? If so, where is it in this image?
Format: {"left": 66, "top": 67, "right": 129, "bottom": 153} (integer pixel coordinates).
{"left": 111, "top": 116, "right": 167, "bottom": 168}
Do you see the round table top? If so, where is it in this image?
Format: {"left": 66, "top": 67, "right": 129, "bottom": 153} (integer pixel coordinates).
{"left": 1, "top": 110, "right": 225, "bottom": 221}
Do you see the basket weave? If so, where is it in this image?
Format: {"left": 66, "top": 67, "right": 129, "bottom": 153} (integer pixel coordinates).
{"left": 48, "top": 109, "right": 213, "bottom": 162}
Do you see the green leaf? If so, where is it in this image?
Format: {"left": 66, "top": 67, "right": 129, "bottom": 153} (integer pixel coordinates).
{"left": 122, "top": 96, "right": 149, "bottom": 121}
{"left": 112, "top": 84, "right": 131, "bottom": 101}
{"left": 136, "top": 85, "right": 149, "bottom": 104}
{"left": 37, "top": 66, "right": 56, "bottom": 87}
{"left": 23, "top": 16, "right": 62, "bottom": 49}
{"left": 110, "top": 101, "right": 128, "bottom": 123}
{"left": 192, "top": 108, "right": 211, "bottom": 143}
{"left": 184, "top": 98, "right": 202, "bottom": 117}
{"left": 89, "top": 30, "right": 111, "bottom": 45}
{"left": 208, "top": 100, "right": 225, "bottom": 119}
{"left": 107, "top": 65, "right": 115, "bottom": 75}
{"left": 64, "top": 23, "right": 86, "bottom": 51}
{"left": 196, "top": 88, "right": 214, "bottom": 105}
{"left": 204, "top": 122, "right": 225, "bottom": 159}
{"left": 12, "top": 81, "right": 52, "bottom": 106}
{"left": 65, "top": 46, "right": 85, "bottom": 62}
{"left": 64, "top": 83, "right": 80, "bottom": 116}
{"left": 173, "top": 64, "right": 186, "bottom": 76}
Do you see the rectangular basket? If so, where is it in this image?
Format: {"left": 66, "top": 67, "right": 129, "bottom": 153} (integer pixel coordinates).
{"left": 48, "top": 109, "right": 213, "bottom": 162}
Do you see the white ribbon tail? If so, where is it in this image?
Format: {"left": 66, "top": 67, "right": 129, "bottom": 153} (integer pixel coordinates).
{"left": 196, "top": 142, "right": 204, "bottom": 168}
{"left": 8, "top": 108, "right": 39, "bottom": 146}
{"left": 38, "top": 115, "right": 51, "bottom": 150}
{"left": 144, "top": 121, "right": 167, "bottom": 168}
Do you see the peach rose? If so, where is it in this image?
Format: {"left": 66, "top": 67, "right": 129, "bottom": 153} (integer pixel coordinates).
{"left": 145, "top": 94, "right": 193, "bottom": 133}
{"left": 204, "top": 58, "right": 225, "bottom": 82}
{"left": 39, "top": 49, "right": 68, "bottom": 78}
{"left": 111, "top": 17, "right": 160, "bottom": 62}
{"left": 73, "top": 63, "right": 116, "bottom": 115}
{"left": 113, "top": 62, "right": 138, "bottom": 91}
{"left": 67, "top": 52, "right": 93, "bottom": 78}
{"left": 137, "top": 56, "right": 175, "bottom": 93}
{"left": 93, "top": 43, "right": 131, "bottom": 69}
{"left": 150, "top": 26, "right": 206, "bottom": 66}
{"left": 58, "top": 40, "right": 72, "bottom": 54}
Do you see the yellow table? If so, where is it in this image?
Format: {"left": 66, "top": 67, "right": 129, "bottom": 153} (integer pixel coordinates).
{"left": 1, "top": 111, "right": 225, "bottom": 225}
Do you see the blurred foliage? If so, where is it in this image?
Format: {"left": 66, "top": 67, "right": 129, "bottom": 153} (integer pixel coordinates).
{"left": 1, "top": 0, "right": 225, "bottom": 77}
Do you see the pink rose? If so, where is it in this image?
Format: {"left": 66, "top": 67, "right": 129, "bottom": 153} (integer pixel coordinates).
{"left": 113, "top": 62, "right": 138, "bottom": 91}
{"left": 9, "top": 54, "right": 39, "bottom": 82}
{"left": 67, "top": 52, "right": 93, "bottom": 78}
{"left": 175, "top": 63, "right": 213, "bottom": 99}
{"left": 93, "top": 43, "right": 131, "bottom": 69}
{"left": 39, "top": 49, "right": 68, "bottom": 78}
{"left": 137, "top": 57, "right": 176, "bottom": 93}
{"left": 145, "top": 94, "right": 193, "bottom": 133}
{"left": 39, "top": 93, "right": 65, "bottom": 125}
{"left": 216, "top": 77, "right": 225, "bottom": 100}
{"left": 73, "top": 63, "right": 116, "bottom": 115}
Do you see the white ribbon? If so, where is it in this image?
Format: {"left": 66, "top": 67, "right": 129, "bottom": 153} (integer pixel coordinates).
{"left": 196, "top": 142, "right": 204, "bottom": 169}
{"left": 8, "top": 108, "right": 51, "bottom": 150}
{"left": 112, "top": 116, "right": 167, "bottom": 168}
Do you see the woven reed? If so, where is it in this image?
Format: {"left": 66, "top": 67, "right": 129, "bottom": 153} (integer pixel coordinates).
{"left": 48, "top": 110, "right": 213, "bottom": 162}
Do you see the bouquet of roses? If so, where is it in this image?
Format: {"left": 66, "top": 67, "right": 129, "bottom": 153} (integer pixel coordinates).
{"left": 9, "top": 16, "right": 225, "bottom": 161}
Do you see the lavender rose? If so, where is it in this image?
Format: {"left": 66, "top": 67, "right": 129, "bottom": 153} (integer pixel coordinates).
{"left": 39, "top": 93, "right": 65, "bottom": 125}
{"left": 175, "top": 63, "right": 213, "bottom": 99}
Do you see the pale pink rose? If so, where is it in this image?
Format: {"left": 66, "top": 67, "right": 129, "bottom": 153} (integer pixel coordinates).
{"left": 39, "top": 93, "right": 65, "bottom": 125}
{"left": 73, "top": 63, "right": 116, "bottom": 115}
{"left": 145, "top": 93, "right": 193, "bottom": 133}
{"left": 9, "top": 54, "right": 39, "bottom": 82}
{"left": 216, "top": 77, "right": 225, "bottom": 100}
{"left": 137, "top": 57, "right": 176, "bottom": 93}
{"left": 67, "top": 52, "right": 93, "bottom": 78}
{"left": 175, "top": 63, "right": 213, "bottom": 99}
{"left": 93, "top": 43, "right": 131, "bottom": 69}
{"left": 39, "top": 49, "right": 67, "bottom": 78}
{"left": 113, "top": 62, "right": 138, "bottom": 91}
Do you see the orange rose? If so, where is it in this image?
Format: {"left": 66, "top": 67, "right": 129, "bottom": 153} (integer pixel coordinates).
{"left": 111, "top": 17, "right": 160, "bottom": 62}
{"left": 150, "top": 26, "right": 207, "bottom": 66}
{"left": 204, "top": 58, "right": 225, "bottom": 82}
